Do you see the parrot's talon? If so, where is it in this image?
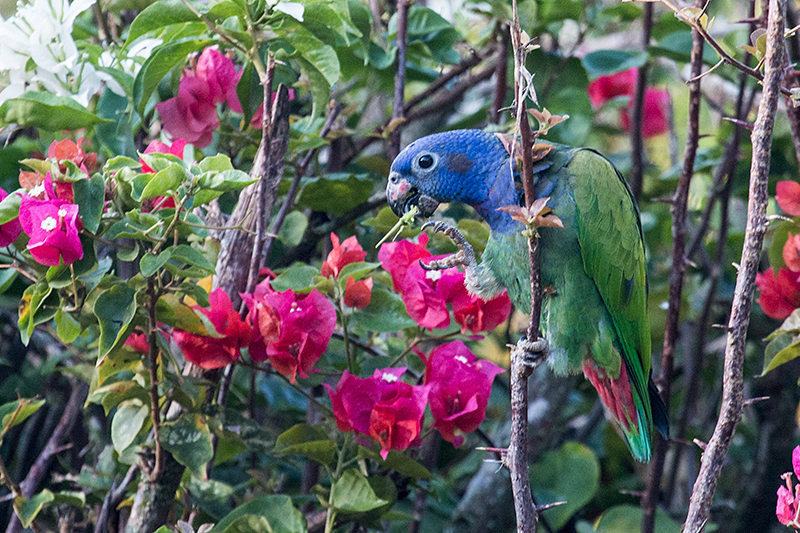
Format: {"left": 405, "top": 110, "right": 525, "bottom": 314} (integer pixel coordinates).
{"left": 516, "top": 337, "right": 548, "bottom": 368}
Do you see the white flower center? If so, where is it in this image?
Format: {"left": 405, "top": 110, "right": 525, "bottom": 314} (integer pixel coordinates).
{"left": 425, "top": 270, "right": 442, "bottom": 281}
{"left": 30, "top": 184, "right": 45, "bottom": 196}
{"left": 381, "top": 372, "right": 398, "bottom": 383}
{"left": 57, "top": 208, "right": 67, "bottom": 217}
{"left": 40, "top": 216, "right": 57, "bottom": 231}
{"left": 454, "top": 355, "right": 468, "bottom": 364}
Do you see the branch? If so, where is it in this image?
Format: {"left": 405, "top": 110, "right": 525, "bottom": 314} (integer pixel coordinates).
{"left": 642, "top": 1, "right": 704, "bottom": 530}
{"left": 389, "top": 0, "right": 410, "bottom": 159}
{"left": 628, "top": 2, "right": 653, "bottom": 199}
{"left": 683, "top": 0, "right": 785, "bottom": 530}
{"left": 492, "top": 25, "right": 510, "bottom": 123}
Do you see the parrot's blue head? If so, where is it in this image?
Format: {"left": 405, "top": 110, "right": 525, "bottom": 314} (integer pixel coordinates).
{"left": 387, "top": 129, "right": 512, "bottom": 219}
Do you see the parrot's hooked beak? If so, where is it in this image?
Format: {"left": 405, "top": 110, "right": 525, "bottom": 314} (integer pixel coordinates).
{"left": 387, "top": 172, "right": 440, "bottom": 218}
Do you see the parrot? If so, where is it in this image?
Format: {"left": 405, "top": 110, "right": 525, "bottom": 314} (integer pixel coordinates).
{"left": 385, "top": 128, "right": 669, "bottom": 462}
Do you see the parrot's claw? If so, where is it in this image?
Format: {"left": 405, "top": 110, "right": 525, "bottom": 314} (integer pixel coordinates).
{"left": 419, "top": 221, "right": 477, "bottom": 272}
{"left": 516, "top": 337, "right": 548, "bottom": 368}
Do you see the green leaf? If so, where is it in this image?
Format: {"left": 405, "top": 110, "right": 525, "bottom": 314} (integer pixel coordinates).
{"left": 0, "top": 398, "right": 46, "bottom": 435}
{"left": 362, "top": 206, "right": 417, "bottom": 240}
{"left": 270, "top": 263, "right": 321, "bottom": 292}
{"left": 338, "top": 261, "right": 380, "bottom": 284}
{"left": 357, "top": 448, "right": 431, "bottom": 479}
{"left": 89, "top": 381, "right": 150, "bottom": 415}
{"left": 72, "top": 175, "right": 106, "bottom": 233}
{"left": 18, "top": 281, "right": 56, "bottom": 345}
{"left": 276, "top": 211, "right": 308, "bottom": 247}
{"left": 197, "top": 169, "right": 258, "bottom": 192}
{"left": 105, "top": 156, "right": 142, "bottom": 173}
{"left": 332, "top": 469, "right": 388, "bottom": 513}
{"left": 0, "top": 92, "right": 111, "bottom": 130}
{"left": 593, "top": 504, "right": 681, "bottom": 533}
{"left": 352, "top": 289, "right": 415, "bottom": 332}
{"left": 111, "top": 399, "right": 149, "bottom": 453}
{"left": 141, "top": 163, "right": 185, "bottom": 200}
{"left": 159, "top": 413, "right": 213, "bottom": 479}
{"left": 170, "top": 244, "right": 216, "bottom": 273}
{"left": 297, "top": 173, "right": 374, "bottom": 216}
{"left": 0, "top": 190, "right": 21, "bottom": 225}
{"left": 209, "top": 495, "right": 306, "bottom": 533}
{"left": 55, "top": 309, "right": 82, "bottom": 344}
{"left": 762, "top": 333, "right": 800, "bottom": 375}
{"left": 0, "top": 268, "right": 17, "bottom": 296}
{"left": 13, "top": 489, "right": 54, "bottom": 528}
{"left": 156, "top": 293, "right": 209, "bottom": 334}
{"left": 198, "top": 154, "right": 235, "bottom": 172}
{"left": 94, "top": 284, "right": 137, "bottom": 358}
{"left": 275, "top": 424, "right": 336, "bottom": 466}
{"left": 140, "top": 249, "right": 173, "bottom": 277}
{"left": 235, "top": 61, "right": 261, "bottom": 127}
{"left": 580, "top": 50, "right": 648, "bottom": 80}
{"left": 531, "top": 442, "right": 600, "bottom": 530}
{"left": 97, "top": 344, "right": 144, "bottom": 385}
{"left": 134, "top": 37, "right": 217, "bottom": 116}
{"left": 125, "top": 0, "right": 201, "bottom": 46}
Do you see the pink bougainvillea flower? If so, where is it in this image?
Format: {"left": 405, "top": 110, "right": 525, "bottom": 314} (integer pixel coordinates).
{"left": 0, "top": 188, "right": 22, "bottom": 247}
{"left": 321, "top": 233, "right": 367, "bottom": 278}
{"left": 399, "top": 260, "right": 459, "bottom": 329}
{"left": 243, "top": 281, "right": 336, "bottom": 383}
{"left": 777, "top": 181, "right": 800, "bottom": 217}
{"left": 784, "top": 234, "right": 800, "bottom": 273}
{"left": 18, "top": 196, "right": 83, "bottom": 266}
{"left": 378, "top": 233, "right": 432, "bottom": 292}
{"left": 777, "top": 446, "right": 800, "bottom": 527}
{"left": 588, "top": 68, "right": 669, "bottom": 138}
{"left": 441, "top": 274, "right": 512, "bottom": 334}
{"left": 124, "top": 332, "right": 151, "bottom": 354}
{"left": 173, "top": 289, "right": 252, "bottom": 369}
{"left": 195, "top": 46, "right": 238, "bottom": 105}
{"left": 344, "top": 276, "right": 373, "bottom": 309}
{"left": 420, "top": 341, "right": 504, "bottom": 447}
{"left": 156, "top": 76, "right": 219, "bottom": 148}
{"left": 324, "top": 368, "right": 429, "bottom": 459}
{"left": 756, "top": 267, "right": 800, "bottom": 320}
{"left": 620, "top": 88, "right": 670, "bottom": 138}
{"left": 588, "top": 68, "right": 639, "bottom": 107}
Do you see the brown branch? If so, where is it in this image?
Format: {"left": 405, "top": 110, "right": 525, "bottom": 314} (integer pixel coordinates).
{"left": 683, "top": 0, "right": 785, "bottom": 530}
{"left": 405, "top": 64, "right": 497, "bottom": 122}
{"left": 508, "top": 3, "right": 539, "bottom": 531}
{"left": 405, "top": 47, "right": 493, "bottom": 113}
{"left": 642, "top": 2, "right": 704, "bottom": 531}
{"left": 492, "top": 25, "right": 510, "bottom": 124}
{"left": 145, "top": 277, "right": 164, "bottom": 482}
{"left": 389, "top": 0, "right": 410, "bottom": 159}
{"left": 628, "top": 2, "right": 653, "bottom": 200}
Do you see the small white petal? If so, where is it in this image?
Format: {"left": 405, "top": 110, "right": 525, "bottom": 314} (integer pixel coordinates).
{"left": 40, "top": 216, "right": 57, "bottom": 231}
{"left": 381, "top": 372, "right": 398, "bottom": 383}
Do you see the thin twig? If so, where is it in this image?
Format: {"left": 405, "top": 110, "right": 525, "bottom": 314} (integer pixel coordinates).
{"left": 684, "top": 0, "right": 785, "bottom": 530}
{"left": 389, "top": 0, "right": 410, "bottom": 159}
{"left": 146, "top": 276, "right": 164, "bottom": 482}
{"left": 642, "top": 1, "right": 704, "bottom": 530}
{"left": 628, "top": 1, "right": 653, "bottom": 199}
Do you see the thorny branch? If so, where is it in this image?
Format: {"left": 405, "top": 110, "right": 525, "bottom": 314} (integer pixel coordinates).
{"left": 684, "top": 0, "right": 786, "bottom": 530}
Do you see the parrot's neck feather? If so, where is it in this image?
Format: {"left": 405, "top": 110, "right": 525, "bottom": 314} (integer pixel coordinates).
{"left": 474, "top": 160, "right": 520, "bottom": 234}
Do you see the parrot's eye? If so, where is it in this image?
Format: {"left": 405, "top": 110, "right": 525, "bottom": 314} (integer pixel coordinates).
{"left": 418, "top": 154, "right": 434, "bottom": 169}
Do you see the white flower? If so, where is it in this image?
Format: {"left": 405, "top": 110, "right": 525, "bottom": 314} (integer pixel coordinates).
{"left": 97, "top": 38, "right": 161, "bottom": 96}
{"left": 40, "top": 216, "right": 57, "bottom": 231}
{"left": 381, "top": 372, "right": 398, "bottom": 383}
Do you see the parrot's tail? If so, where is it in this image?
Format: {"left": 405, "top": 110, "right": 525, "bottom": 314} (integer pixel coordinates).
{"left": 582, "top": 360, "right": 654, "bottom": 462}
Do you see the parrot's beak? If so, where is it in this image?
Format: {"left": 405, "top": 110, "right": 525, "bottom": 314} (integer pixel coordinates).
{"left": 387, "top": 172, "right": 440, "bottom": 218}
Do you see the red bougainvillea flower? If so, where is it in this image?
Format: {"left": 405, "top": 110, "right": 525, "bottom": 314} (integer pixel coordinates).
{"left": 784, "top": 234, "right": 800, "bottom": 272}
{"left": 344, "top": 276, "right": 373, "bottom": 309}
{"left": 619, "top": 88, "right": 669, "bottom": 137}
{"left": 325, "top": 368, "right": 429, "bottom": 459}
{"left": 140, "top": 139, "right": 187, "bottom": 173}
{"left": 420, "top": 340, "right": 504, "bottom": 446}
{"left": 777, "top": 446, "right": 800, "bottom": 527}
{"left": 588, "top": 68, "right": 669, "bottom": 138}
{"left": 321, "top": 233, "right": 367, "bottom": 278}
{"left": 18, "top": 196, "right": 83, "bottom": 266}
{"left": 124, "top": 332, "right": 151, "bottom": 354}
{"left": 400, "top": 261, "right": 460, "bottom": 329}
{"left": 243, "top": 281, "right": 336, "bottom": 383}
{"left": 174, "top": 289, "right": 251, "bottom": 369}
{"left": 441, "top": 274, "right": 512, "bottom": 334}
{"left": 156, "top": 75, "right": 219, "bottom": 147}
{"left": 756, "top": 267, "right": 800, "bottom": 320}
{"left": 777, "top": 181, "right": 800, "bottom": 217}
{"left": 378, "top": 233, "right": 432, "bottom": 291}
{"left": 0, "top": 188, "right": 22, "bottom": 247}
{"left": 588, "top": 68, "right": 639, "bottom": 107}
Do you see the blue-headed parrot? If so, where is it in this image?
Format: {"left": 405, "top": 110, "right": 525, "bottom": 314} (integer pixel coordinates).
{"left": 386, "top": 129, "right": 668, "bottom": 462}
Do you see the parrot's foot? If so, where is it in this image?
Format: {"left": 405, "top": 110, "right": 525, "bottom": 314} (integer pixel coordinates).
{"left": 516, "top": 337, "right": 548, "bottom": 368}
{"left": 419, "top": 221, "right": 477, "bottom": 272}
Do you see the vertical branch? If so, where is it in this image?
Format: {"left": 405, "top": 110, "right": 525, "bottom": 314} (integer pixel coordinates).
{"left": 508, "top": 2, "right": 540, "bottom": 532}
{"left": 146, "top": 277, "right": 164, "bottom": 481}
{"left": 389, "top": 0, "right": 409, "bottom": 159}
{"left": 492, "top": 24, "right": 510, "bottom": 124}
{"left": 642, "top": 2, "right": 704, "bottom": 531}
{"left": 628, "top": 2, "right": 653, "bottom": 199}
{"left": 684, "top": 0, "right": 786, "bottom": 530}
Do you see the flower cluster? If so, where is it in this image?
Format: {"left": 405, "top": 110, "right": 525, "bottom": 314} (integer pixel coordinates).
{"left": 757, "top": 181, "right": 800, "bottom": 320}
{"left": 156, "top": 47, "right": 294, "bottom": 147}
{"left": 326, "top": 341, "right": 503, "bottom": 457}
{"left": 323, "top": 233, "right": 373, "bottom": 309}
{"left": 777, "top": 446, "right": 800, "bottom": 528}
{"left": 379, "top": 234, "right": 511, "bottom": 332}
{"left": 587, "top": 68, "right": 669, "bottom": 138}
{"left": 0, "top": 0, "right": 156, "bottom": 105}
